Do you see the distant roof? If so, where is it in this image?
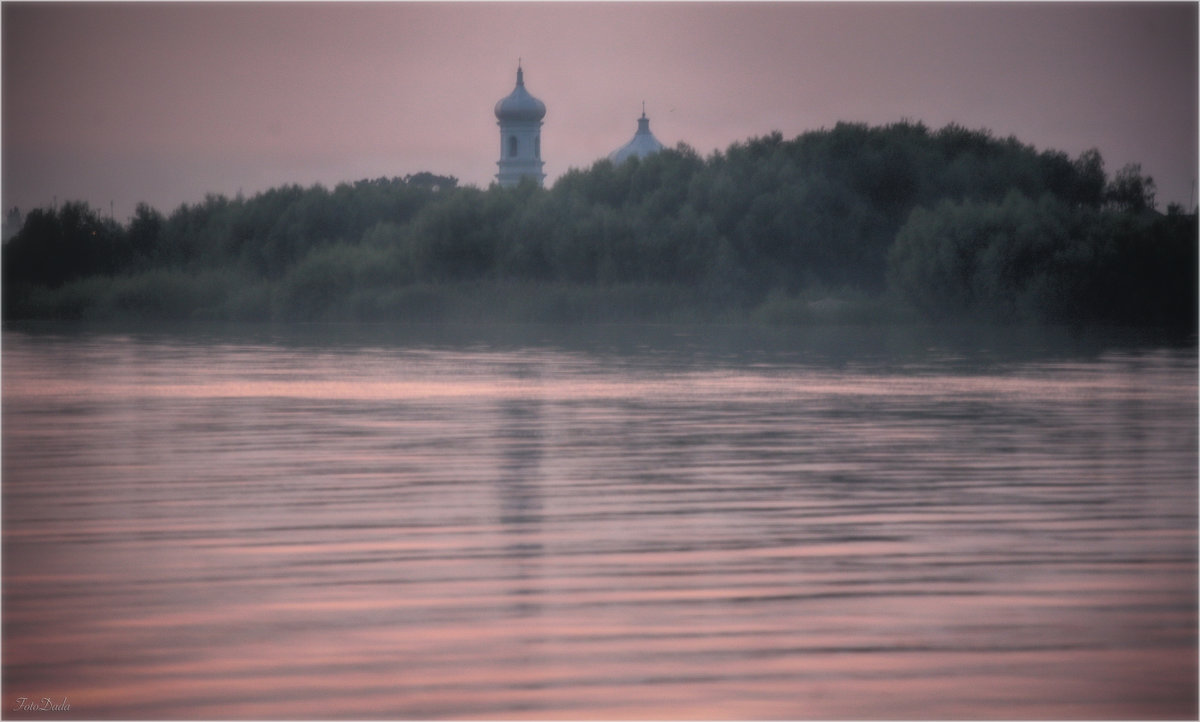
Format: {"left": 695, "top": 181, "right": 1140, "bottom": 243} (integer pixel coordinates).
{"left": 494, "top": 65, "right": 546, "bottom": 123}
{"left": 608, "top": 109, "right": 665, "bottom": 164}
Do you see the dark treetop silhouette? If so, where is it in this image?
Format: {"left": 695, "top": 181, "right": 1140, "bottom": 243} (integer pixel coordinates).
{"left": 4, "top": 123, "right": 1194, "bottom": 327}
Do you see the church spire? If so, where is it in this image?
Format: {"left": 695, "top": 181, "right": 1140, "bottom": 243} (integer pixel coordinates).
{"left": 636, "top": 102, "right": 651, "bottom": 134}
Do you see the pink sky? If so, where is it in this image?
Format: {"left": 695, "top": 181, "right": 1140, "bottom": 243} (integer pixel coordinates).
{"left": 3, "top": 2, "right": 1196, "bottom": 220}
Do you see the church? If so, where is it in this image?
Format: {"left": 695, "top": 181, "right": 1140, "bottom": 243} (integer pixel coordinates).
{"left": 607, "top": 104, "right": 666, "bottom": 165}
{"left": 494, "top": 63, "right": 665, "bottom": 187}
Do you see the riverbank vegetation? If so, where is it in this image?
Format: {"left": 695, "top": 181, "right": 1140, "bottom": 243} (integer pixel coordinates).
{"left": 4, "top": 122, "right": 1195, "bottom": 326}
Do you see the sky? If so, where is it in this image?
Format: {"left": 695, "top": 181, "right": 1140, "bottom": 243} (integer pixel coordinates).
{"left": 3, "top": 2, "right": 1197, "bottom": 221}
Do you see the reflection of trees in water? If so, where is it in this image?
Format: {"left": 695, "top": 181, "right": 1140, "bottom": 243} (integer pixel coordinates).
{"left": 497, "top": 396, "right": 544, "bottom": 618}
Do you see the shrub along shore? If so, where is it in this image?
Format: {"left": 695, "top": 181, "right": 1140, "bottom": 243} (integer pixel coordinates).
{"left": 4, "top": 122, "right": 1195, "bottom": 327}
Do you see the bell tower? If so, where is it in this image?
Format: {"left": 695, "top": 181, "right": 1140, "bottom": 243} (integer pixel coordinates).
{"left": 494, "top": 62, "right": 547, "bottom": 187}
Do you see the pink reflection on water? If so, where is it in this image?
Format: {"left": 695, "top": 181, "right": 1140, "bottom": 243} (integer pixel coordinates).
{"left": 11, "top": 371, "right": 1172, "bottom": 404}
{"left": 4, "top": 335, "right": 1196, "bottom": 719}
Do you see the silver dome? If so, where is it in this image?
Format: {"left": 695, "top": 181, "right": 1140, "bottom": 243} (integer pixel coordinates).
{"left": 608, "top": 110, "right": 665, "bottom": 164}
{"left": 494, "top": 66, "right": 546, "bottom": 122}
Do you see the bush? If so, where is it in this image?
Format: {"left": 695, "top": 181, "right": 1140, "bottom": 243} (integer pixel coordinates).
{"left": 3, "top": 124, "right": 1186, "bottom": 327}
{"left": 887, "top": 192, "right": 1196, "bottom": 326}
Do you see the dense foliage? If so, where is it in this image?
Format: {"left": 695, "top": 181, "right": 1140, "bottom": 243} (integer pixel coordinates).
{"left": 4, "top": 123, "right": 1194, "bottom": 325}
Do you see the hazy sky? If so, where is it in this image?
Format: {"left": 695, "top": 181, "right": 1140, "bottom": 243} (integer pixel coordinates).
{"left": 3, "top": 2, "right": 1197, "bottom": 220}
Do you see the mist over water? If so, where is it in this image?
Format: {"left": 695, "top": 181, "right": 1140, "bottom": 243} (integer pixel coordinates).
{"left": 3, "top": 323, "right": 1196, "bottom": 719}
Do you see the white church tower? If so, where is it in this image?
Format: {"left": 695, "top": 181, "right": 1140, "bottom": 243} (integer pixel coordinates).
{"left": 494, "top": 62, "right": 546, "bottom": 187}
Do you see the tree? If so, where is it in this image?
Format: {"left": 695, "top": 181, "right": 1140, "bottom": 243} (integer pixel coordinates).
{"left": 3, "top": 206, "right": 22, "bottom": 242}
{"left": 403, "top": 172, "right": 458, "bottom": 192}
{"left": 1105, "top": 163, "right": 1157, "bottom": 214}
{"left": 1070, "top": 149, "right": 1107, "bottom": 207}
{"left": 4, "top": 122, "right": 1189, "bottom": 326}
{"left": 2, "top": 202, "right": 122, "bottom": 287}
{"left": 127, "top": 203, "right": 164, "bottom": 266}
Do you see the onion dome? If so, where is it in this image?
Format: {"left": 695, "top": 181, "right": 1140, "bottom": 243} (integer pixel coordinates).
{"left": 494, "top": 65, "right": 546, "bottom": 122}
{"left": 608, "top": 105, "right": 666, "bottom": 164}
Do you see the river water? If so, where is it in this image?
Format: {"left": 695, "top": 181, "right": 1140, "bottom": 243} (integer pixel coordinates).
{"left": 3, "top": 323, "right": 1196, "bottom": 719}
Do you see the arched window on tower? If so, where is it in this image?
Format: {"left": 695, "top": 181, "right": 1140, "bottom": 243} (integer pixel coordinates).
{"left": 535, "top": 135, "right": 540, "bottom": 159}
{"left": 508, "top": 136, "right": 518, "bottom": 158}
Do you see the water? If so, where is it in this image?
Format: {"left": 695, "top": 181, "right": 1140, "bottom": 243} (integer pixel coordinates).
{"left": 3, "top": 323, "right": 1196, "bottom": 719}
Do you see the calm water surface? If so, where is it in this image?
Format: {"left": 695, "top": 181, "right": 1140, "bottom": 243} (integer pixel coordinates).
{"left": 3, "top": 324, "right": 1196, "bottom": 719}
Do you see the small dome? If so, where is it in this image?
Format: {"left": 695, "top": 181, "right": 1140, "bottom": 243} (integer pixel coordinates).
{"left": 609, "top": 108, "right": 665, "bottom": 164}
{"left": 494, "top": 66, "right": 546, "bottom": 122}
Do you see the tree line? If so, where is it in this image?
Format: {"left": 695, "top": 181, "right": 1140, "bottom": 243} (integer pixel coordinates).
{"left": 3, "top": 122, "right": 1194, "bottom": 325}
